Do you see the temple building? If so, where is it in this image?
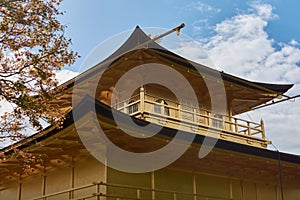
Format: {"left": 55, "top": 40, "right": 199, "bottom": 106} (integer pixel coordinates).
{"left": 0, "top": 25, "right": 299, "bottom": 200}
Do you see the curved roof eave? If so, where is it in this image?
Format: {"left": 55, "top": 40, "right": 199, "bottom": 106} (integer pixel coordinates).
{"left": 250, "top": 81, "right": 294, "bottom": 94}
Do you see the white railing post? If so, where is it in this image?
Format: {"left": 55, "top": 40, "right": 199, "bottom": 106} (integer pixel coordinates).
{"left": 234, "top": 118, "right": 238, "bottom": 133}
{"left": 207, "top": 111, "right": 210, "bottom": 126}
{"left": 228, "top": 109, "right": 233, "bottom": 131}
{"left": 178, "top": 104, "right": 181, "bottom": 119}
{"left": 247, "top": 122, "right": 251, "bottom": 135}
{"left": 140, "top": 86, "right": 145, "bottom": 114}
{"left": 124, "top": 102, "right": 127, "bottom": 114}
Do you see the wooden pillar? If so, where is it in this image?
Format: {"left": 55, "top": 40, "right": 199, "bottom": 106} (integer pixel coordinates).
{"left": 255, "top": 183, "right": 258, "bottom": 200}
{"left": 173, "top": 192, "right": 177, "bottom": 200}
{"left": 17, "top": 176, "right": 22, "bottom": 200}
{"left": 228, "top": 109, "right": 233, "bottom": 131}
{"left": 261, "top": 119, "right": 265, "bottom": 140}
{"left": 247, "top": 122, "right": 251, "bottom": 135}
{"left": 151, "top": 171, "right": 155, "bottom": 200}
{"left": 70, "top": 157, "right": 75, "bottom": 199}
{"left": 241, "top": 180, "right": 245, "bottom": 200}
{"left": 234, "top": 118, "right": 238, "bottom": 133}
{"left": 229, "top": 178, "right": 233, "bottom": 200}
{"left": 275, "top": 185, "right": 279, "bottom": 200}
{"left": 193, "top": 173, "right": 197, "bottom": 200}
{"left": 207, "top": 111, "right": 210, "bottom": 126}
{"left": 42, "top": 167, "right": 46, "bottom": 199}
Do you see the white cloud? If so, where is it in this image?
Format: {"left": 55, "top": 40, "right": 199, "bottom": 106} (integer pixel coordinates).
{"left": 248, "top": 1, "right": 278, "bottom": 20}
{"left": 0, "top": 100, "right": 13, "bottom": 116}
{"left": 55, "top": 69, "right": 79, "bottom": 84}
{"left": 187, "top": 2, "right": 221, "bottom": 37}
{"left": 192, "top": 19, "right": 212, "bottom": 39}
{"left": 169, "top": 40, "right": 214, "bottom": 67}
{"left": 194, "top": 2, "right": 221, "bottom": 14}
{"left": 191, "top": 2, "right": 300, "bottom": 154}
{"left": 290, "top": 39, "right": 299, "bottom": 46}
{"left": 202, "top": 8, "right": 274, "bottom": 75}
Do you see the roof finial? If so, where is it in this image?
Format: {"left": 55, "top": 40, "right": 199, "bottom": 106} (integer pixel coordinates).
{"left": 174, "top": 23, "right": 185, "bottom": 35}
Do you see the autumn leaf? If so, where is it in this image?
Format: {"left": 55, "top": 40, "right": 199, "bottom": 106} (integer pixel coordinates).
{"left": 0, "top": 0, "right": 79, "bottom": 168}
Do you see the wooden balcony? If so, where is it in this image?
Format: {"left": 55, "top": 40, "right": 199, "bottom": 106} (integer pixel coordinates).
{"left": 111, "top": 88, "right": 271, "bottom": 148}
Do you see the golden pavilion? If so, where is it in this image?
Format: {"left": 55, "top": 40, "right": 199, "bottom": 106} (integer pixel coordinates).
{"left": 0, "top": 25, "right": 299, "bottom": 200}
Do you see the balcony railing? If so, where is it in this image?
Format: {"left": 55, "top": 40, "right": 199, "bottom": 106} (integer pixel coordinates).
{"left": 31, "top": 181, "right": 232, "bottom": 200}
{"left": 111, "top": 88, "right": 270, "bottom": 148}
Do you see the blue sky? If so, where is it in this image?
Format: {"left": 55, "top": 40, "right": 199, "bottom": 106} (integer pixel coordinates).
{"left": 54, "top": 0, "right": 300, "bottom": 154}
{"left": 59, "top": 0, "right": 300, "bottom": 72}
